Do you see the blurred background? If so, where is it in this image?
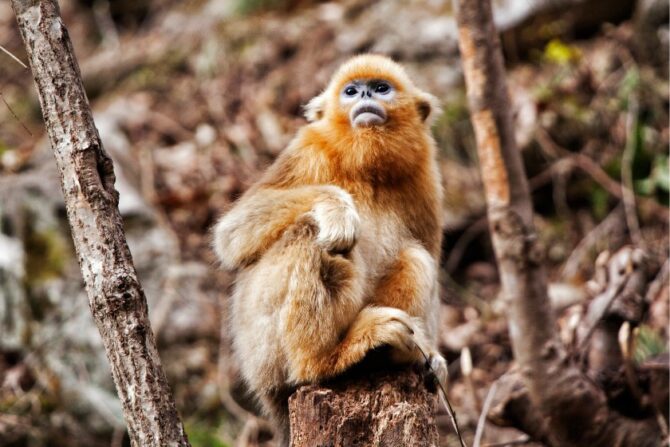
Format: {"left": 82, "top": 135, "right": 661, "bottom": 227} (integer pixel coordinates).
{"left": 0, "top": 0, "right": 668, "bottom": 446}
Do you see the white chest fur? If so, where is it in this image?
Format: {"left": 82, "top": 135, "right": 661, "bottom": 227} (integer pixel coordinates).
{"left": 355, "top": 204, "right": 406, "bottom": 286}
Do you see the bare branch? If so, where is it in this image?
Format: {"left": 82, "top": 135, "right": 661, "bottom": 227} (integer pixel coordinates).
{"left": 0, "top": 43, "right": 28, "bottom": 68}
{"left": 473, "top": 382, "right": 498, "bottom": 447}
{"left": 11, "top": 1, "right": 190, "bottom": 445}
{"left": 455, "top": 1, "right": 662, "bottom": 445}
{"left": 621, "top": 96, "right": 642, "bottom": 246}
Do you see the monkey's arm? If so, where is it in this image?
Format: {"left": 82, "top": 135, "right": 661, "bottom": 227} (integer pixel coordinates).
{"left": 213, "top": 185, "right": 359, "bottom": 270}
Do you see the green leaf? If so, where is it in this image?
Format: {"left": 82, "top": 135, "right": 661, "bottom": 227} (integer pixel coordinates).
{"left": 634, "top": 155, "right": 670, "bottom": 195}
{"left": 618, "top": 68, "right": 640, "bottom": 106}
{"left": 633, "top": 324, "right": 668, "bottom": 365}
{"left": 543, "top": 39, "right": 581, "bottom": 65}
{"left": 185, "top": 422, "right": 229, "bottom": 447}
{"left": 635, "top": 178, "right": 654, "bottom": 195}
{"left": 653, "top": 155, "right": 670, "bottom": 192}
{"left": 590, "top": 186, "right": 609, "bottom": 219}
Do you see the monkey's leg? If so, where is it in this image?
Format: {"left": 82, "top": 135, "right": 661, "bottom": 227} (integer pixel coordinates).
{"left": 288, "top": 304, "right": 421, "bottom": 383}
{"left": 277, "top": 221, "right": 419, "bottom": 384}
{"left": 371, "top": 242, "right": 448, "bottom": 385}
{"left": 236, "top": 217, "right": 360, "bottom": 445}
{"left": 252, "top": 220, "right": 425, "bottom": 444}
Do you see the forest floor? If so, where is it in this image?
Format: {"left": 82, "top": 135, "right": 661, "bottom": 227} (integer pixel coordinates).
{"left": 0, "top": 0, "right": 668, "bottom": 446}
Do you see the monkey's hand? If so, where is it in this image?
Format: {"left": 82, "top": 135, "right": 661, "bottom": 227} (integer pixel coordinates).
{"left": 386, "top": 313, "right": 448, "bottom": 390}
{"left": 308, "top": 186, "right": 360, "bottom": 254}
{"left": 213, "top": 186, "right": 359, "bottom": 270}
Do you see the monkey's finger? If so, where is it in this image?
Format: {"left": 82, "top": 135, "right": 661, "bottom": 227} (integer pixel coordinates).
{"left": 428, "top": 353, "right": 449, "bottom": 391}
{"left": 389, "top": 317, "right": 414, "bottom": 335}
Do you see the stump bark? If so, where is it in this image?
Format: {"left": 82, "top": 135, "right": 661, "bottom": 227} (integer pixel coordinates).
{"left": 289, "top": 365, "right": 439, "bottom": 447}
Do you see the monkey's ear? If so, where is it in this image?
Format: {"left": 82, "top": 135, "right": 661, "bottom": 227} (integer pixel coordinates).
{"left": 415, "top": 92, "right": 441, "bottom": 125}
{"left": 304, "top": 93, "right": 326, "bottom": 122}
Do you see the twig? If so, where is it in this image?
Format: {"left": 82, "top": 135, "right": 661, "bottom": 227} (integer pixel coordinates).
{"left": 561, "top": 204, "right": 625, "bottom": 280}
{"left": 536, "top": 130, "right": 669, "bottom": 220}
{"left": 416, "top": 345, "right": 468, "bottom": 447}
{"left": 645, "top": 257, "right": 669, "bottom": 303}
{"left": 639, "top": 258, "right": 670, "bottom": 439}
{"left": 236, "top": 416, "right": 274, "bottom": 447}
{"left": 461, "top": 346, "right": 481, "bottom": 412}
{"left": 578, "top": 269, "right": 631, "bottom": 351}
{"left": 473, "top": 382, "right": 498, "bottom": 447}
{"left": 618, "top": 322, "right": 644, "bottom": 402}
{"left": 0, "top": 92, "right": 32, "bottom": 136}
{"left": 441, "top": 272, "right": 491, "bottom": 315}
{"left": 445, "top": 216, "right": 488, "bottom": 274}
{"left": 482, "top": 436, "right": 531, "bottom": 447}
{"left": 621, "top": 96, "right": 642, "bottom": 246}
{"left": 110, "top": 427, "right": 125, "bottom": 447}
{"left": 92, "top": 0, "right": 120, "bottom": 50}
{"left": 527, "top": 157, "right": 571, "bottom": 190}
{"left": 0, "top": 44, "right": 28, "bottom": 68}
{"left": 551, "top": 164, "right": 570, "bottom": 220}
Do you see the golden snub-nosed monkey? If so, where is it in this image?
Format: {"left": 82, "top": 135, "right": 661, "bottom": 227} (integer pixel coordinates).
{"left": 213, "top": 54, "right": 447, "bottom": 446}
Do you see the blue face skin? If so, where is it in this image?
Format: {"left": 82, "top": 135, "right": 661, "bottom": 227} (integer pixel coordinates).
{"left": 340, "top": 79, "right": 396, "bottom": 128}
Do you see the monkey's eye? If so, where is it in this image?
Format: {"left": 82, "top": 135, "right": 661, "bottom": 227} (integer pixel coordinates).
{"left": 375, "top": 82, "right": 390, "bottom": 94}
{"left": 344, "top": 86, "right": 358, "bottom": 96}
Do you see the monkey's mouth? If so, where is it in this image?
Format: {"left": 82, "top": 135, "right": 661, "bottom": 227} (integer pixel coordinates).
{"left": 351, "top": 102, "right": 387, "bottom": 127}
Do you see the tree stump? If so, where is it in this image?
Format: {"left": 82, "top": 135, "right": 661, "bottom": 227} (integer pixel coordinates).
{"left": 288, "top": 363, "right": 439, "bottom": 447}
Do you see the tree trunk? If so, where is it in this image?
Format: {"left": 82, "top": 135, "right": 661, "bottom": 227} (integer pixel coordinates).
{"left": 11, "top": 1, "right": 190, "bottom": 446}
{"left": 455, "top": 0, "right": 662, "bottom": 445}
{"left": 289, "top": 365, "right": 439, "bottom": 447}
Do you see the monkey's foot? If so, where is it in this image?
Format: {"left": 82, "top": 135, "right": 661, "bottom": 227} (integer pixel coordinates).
{"left": 373, "top": 307, "right": 418, "bottom": 352}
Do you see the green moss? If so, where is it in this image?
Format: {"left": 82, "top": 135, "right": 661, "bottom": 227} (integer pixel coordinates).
{"left": 431, "top": 90, "right": 476, "bottom": 162}
{"left": 233, "top": 0, "right": 289, "bottom": 15}
{"left": 185, "top": 421, "right": 230, "bottom": 447}
{"left": 121, "top": 49, "right": 190, "bottom": 92}
{"left": 633, "top": 324, "right": 668, "bottom": 365}
{"left": 24, "top": 227, "right": 68, "bottom": 283}
{"left": 589, "top": 186, "right": 609, "bottom": 220}
{"left": 617, "top": 67, "right": 640, "bottom": 108}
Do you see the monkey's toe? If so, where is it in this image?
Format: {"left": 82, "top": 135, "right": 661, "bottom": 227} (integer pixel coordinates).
{"left": 427, "top": 353, "right": 448, "bottom": 390}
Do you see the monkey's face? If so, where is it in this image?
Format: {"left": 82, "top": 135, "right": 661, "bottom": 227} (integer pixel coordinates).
{"left": 304, "top": 54, "right": 438, "bottom": 132}
{"left": 339, "top": 79, "right": 395, "bottom": 128}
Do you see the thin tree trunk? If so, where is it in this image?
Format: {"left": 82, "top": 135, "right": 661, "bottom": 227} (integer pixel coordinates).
{"left": 289, "top": 365, "right": 439, "bottom": 447}
{"left": 11, "top": 1, "right": 190, "bottom": 446}
{"left": 455, "top": 1, "right": 661, "bottom": 445}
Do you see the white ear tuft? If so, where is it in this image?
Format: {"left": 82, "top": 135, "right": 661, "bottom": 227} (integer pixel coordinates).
{"left": 304, "top": 93, "right": 325, "bottom": 122}
{"left": 416, "top": 91, "right": 441, "bottom": 126}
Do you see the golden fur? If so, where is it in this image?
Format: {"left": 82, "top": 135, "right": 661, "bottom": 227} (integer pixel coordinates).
{"left": 213, "top": 54, "right": 445, "bottom": 445}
